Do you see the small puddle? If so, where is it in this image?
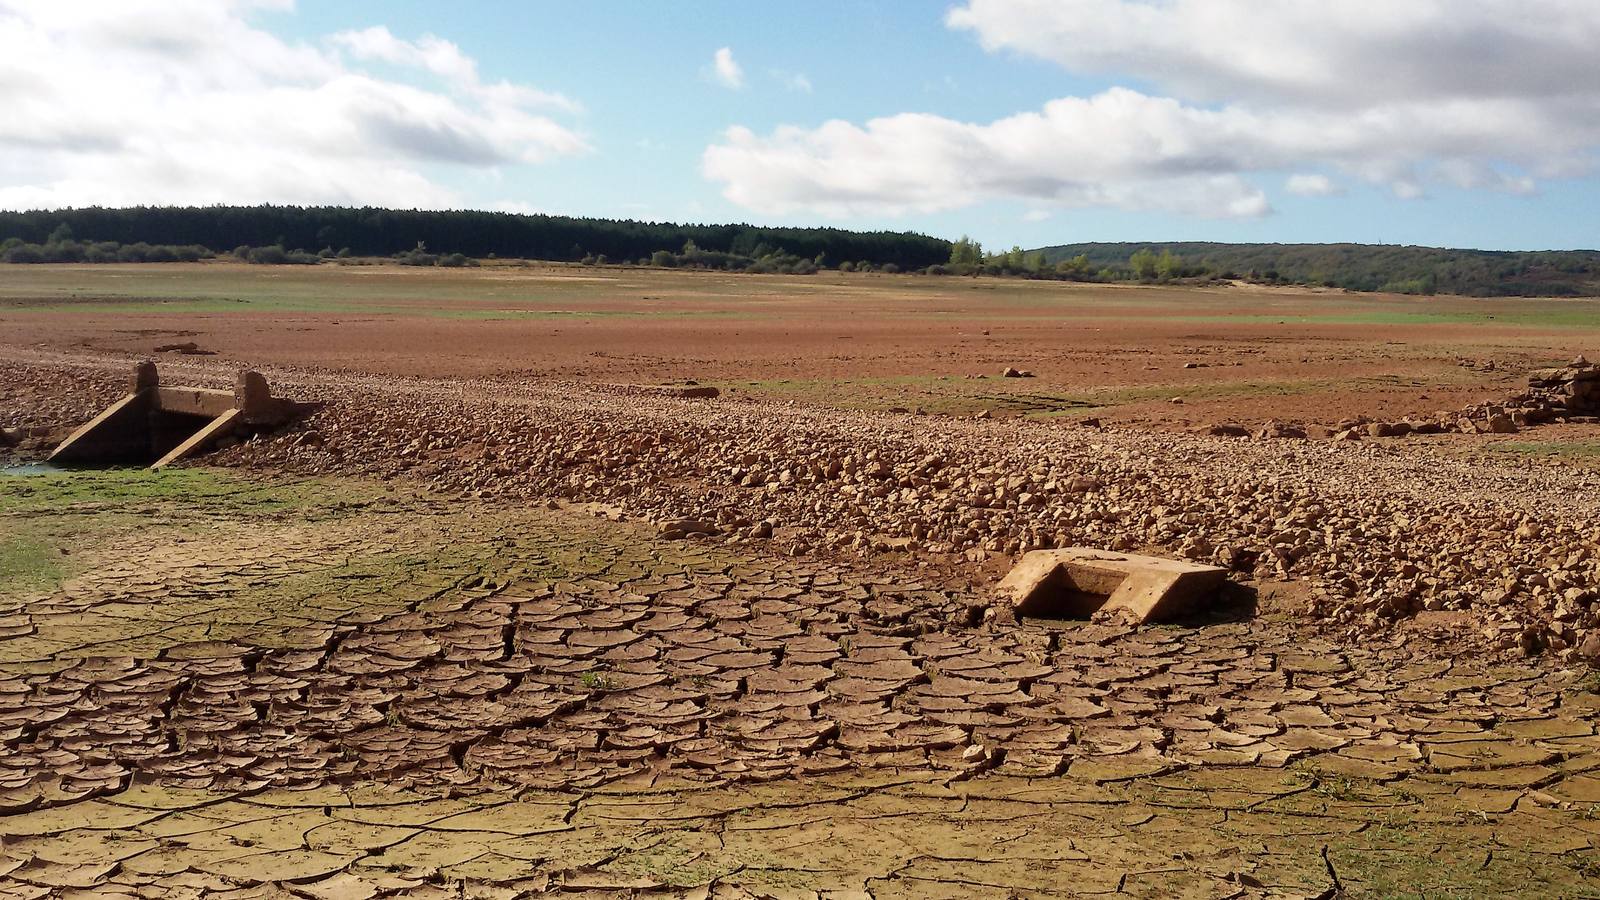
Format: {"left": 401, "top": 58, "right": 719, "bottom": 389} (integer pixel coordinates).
{"left": 1, "top": 461, "right": 64, "bottom": 476}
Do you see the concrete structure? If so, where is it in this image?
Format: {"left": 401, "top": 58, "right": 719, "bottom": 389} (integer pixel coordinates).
{"left": 998, "top": 548, "right": 1227, "bottom": 624}
{"left": 50, "top": 363, "right": 298, "bottom": 469}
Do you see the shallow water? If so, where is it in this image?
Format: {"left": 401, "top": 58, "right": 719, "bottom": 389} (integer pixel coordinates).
{"left": 0, "top": 461, "right": 63, "bottom": 476}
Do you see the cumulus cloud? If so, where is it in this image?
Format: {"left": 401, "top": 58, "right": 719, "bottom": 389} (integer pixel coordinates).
{"left": 705, "top": 90, "right": 1274, "bottom": 218}
{"left": 706, "top": 0, "right": 1600, "bottom": 218}
{"left": 945, "top": 0, "right": 1600, "bottom": 109}
{"left": 0, "top": 0, "right": 587, "bottom": 210}
{"left": 711, "top": 47, "right": 743, "bottom": 89}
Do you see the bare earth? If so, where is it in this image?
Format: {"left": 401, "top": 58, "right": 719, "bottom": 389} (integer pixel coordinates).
{"left": 3, "top": 263, "right": 1600, "bottom": 897}
{"left": 5, "top": 261, "right": 1599, "bottom": 427}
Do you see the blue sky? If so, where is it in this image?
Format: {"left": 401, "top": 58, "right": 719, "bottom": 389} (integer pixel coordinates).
{"left": 3, "top": 0, "right": 1598, "bottom": 251}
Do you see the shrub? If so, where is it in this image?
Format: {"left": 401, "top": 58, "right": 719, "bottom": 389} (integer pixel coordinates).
{"left": 2, "top": 244, "right": 44, "bottom": 263}
{"left": 394, "top": 248, "right": 438, "bottom": 266}
{"left": 247, "top": 245, "right": 288, "bottom": 265}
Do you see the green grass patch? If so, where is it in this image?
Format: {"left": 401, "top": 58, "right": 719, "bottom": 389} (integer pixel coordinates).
{"left": 0, "top": 466, "right": 367, "bottom": 516}
{"left": 0, "top": 532, "right": 63, "bottom": 595}
{"left": 1329, "top": 823, "right": 1593, "bottom": 898}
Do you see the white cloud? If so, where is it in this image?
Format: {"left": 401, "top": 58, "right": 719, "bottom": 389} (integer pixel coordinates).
{"left": 706, "top": 89, "right": 1289, "bottom": 219}
{"left": 331, "top": 26, "right": 580, "bottom": 113}
{"left": 946, "top": 0, "right": 1600, "bottom": 109}
{"left": 776, "top": 71, "right": 812, "bottom": 94}
{"left": 707, "top": 1, "right": 1600, "bottom": 218}
{"left": 711, "top": 47, "right": 743, "bottom": 89}
{"left": 1285, "top": 174, "right": 1340, "bottom": 197}
{"left": 0, "top": 0, "right": 587, "bottom": 210}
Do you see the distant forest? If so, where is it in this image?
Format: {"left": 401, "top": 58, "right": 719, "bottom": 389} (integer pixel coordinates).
{"left": 0, "top": 206, "right": 951, "bottom": 271}
{"left": 2, "top": 207, "right": 1597, "bottom": 297}
{"left": 1034, "top": 241, "right": 1600, "bottom": 297}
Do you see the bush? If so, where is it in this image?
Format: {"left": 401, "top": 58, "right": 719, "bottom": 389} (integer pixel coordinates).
{"left": 2, "top": 244, "right": 44, "bottom": 263}
{"left": 247, "top": 245, "right": 288, "bottom": 265}
{"left": 650, "top": 250, "right": 675, "bottom": 267}
{"left": 438, "top": 252, "right": 471, "bottom": 268}
{"left": 394, "top": 248, "right": 438, "bottom": 266}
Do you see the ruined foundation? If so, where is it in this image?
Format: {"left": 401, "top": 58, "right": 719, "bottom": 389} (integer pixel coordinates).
{"left": 998, "top": 548, "right": 1227, "bottom": 624}
{"left": 50, "top": 362, "right": 299, "bottom": 469}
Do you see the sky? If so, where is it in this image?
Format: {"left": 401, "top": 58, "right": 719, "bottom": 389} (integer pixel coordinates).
{"left": 2, "top": 0, "right": 1598, "bottom": 251}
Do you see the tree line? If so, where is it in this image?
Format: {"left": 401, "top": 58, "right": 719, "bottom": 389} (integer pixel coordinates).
{"left": 0, "top": 206, "right": 950, "bottom": 271}
{"left": 4, "top": 207, "right": 1594, "bottom": 296}
{"left": 1032, "top": 241, "right": 1600, "bottom": 297}
{"left": 934, "top": 237, "right": 1212, "bottom": 284}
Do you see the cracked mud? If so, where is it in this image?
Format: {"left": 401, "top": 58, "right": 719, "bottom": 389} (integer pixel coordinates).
{"left": 3, "top": 469, "right": 1600, "bottom": 897}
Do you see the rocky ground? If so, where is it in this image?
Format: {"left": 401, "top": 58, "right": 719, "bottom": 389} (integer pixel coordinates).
{"left": 4, "top": 348, "right": 1600, "bottom": 666}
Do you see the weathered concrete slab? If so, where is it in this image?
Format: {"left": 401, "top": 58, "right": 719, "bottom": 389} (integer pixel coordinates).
{"left": 48, "top": 390, "right": 153, "bottom": 465}
{"left": 154, "top": 386, "right": 235, "bottom": 418}
{"left": 998, "top": 548, "right": 1226, "bottom": 624}
{"left": 151, "top": 407, "right": 242, "bottom": 470}
{"left": 49, "top": 362, "right": 299, "bottom": 469}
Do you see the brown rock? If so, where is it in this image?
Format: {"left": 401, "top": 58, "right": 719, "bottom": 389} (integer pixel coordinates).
{"left": 1485, "top": 414, "right": 1518, "bottom": 434}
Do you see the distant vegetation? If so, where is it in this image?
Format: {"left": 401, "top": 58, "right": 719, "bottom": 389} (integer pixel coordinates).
{"left": 3, "top": 208, "right": 1595, "bottom": 297}
{"left": 0, "top": 205, "right": 950, "bottom": 271}
{"left": 1, "top": 225, "right": 210, "bottom": 264}
{"left": 1032, "top": 241, "right": 1600, "bottom": 297}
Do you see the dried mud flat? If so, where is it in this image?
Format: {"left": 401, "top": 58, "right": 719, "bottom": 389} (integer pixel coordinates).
{"left": 4, "top": 267, "right": 1600, "bottom": 896}
{"left": 2, "top": 468, "right": 1600, "bottom": 897}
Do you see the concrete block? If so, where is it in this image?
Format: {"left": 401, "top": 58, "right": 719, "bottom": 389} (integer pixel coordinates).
{"left": 998, "top": 548, "right": 1227, "bottom": 624}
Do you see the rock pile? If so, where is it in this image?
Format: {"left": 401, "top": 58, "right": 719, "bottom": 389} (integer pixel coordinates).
{"left": 1438, "top": 356, "right": 1598, "bottom": 435}
{"left": 204, "top": 379, "right": 1600, "bottom": 663}
{"left": 0, "top": 364, "right": 124, "bottom": 459}
{"left": 6, "top": 352, "right": 1599, "bottom": 663}
{"left": 1212, "top": 356, "right": 1600, "bottom": 442}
